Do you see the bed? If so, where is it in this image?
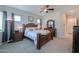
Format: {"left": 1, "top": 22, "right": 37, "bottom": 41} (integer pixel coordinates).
{"left": 23, "top": 23, "right": 53, "bottom": 49}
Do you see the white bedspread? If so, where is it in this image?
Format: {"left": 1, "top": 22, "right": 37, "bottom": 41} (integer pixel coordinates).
{"left": 24, "top": 29, "right": 50, "bottom": 46}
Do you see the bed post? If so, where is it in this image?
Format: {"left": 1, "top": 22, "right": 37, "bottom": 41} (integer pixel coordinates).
{"left": 37, "top": 33, "right": 41, "bottom": 49}
{"left": 22, "top": 24, "right": 25, "bottom": 39}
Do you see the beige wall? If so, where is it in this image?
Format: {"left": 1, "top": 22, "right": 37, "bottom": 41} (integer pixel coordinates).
{"left": 42, "top": 6, "right": 79, "bottom": 38}
{"left": 42, "top": 12, "right": 65, "bottom": 38}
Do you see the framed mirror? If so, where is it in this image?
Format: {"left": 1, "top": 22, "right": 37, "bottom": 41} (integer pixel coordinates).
{"left": 47, "top": 20, "right": 55, "bottom": 28}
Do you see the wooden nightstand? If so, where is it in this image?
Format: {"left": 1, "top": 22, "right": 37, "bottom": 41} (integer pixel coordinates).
{"left": 13, "top": 31, "right": 23, "bottom": 42}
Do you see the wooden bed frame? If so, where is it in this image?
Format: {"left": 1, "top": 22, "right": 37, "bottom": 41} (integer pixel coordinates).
{"left": 23, "top": 23, "right": 53, "bottom": 49}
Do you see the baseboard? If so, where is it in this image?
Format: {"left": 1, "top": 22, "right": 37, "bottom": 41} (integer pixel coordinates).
{"left": 56, "top": 35, "right": 64, "bottom": 38}
{"left": 55, "top": 36, "right": 66, "bottom": 39}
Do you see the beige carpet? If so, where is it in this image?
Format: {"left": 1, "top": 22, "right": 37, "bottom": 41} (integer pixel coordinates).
{"left": 0, "top": 37, "right": 72, "bottom": 53}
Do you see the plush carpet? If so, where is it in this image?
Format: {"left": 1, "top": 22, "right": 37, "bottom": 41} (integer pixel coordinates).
{"left": 0, "top": 37, "right": 72, "bottom": 53}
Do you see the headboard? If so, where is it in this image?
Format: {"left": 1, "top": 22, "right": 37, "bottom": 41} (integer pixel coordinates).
{"left": 22, "top": 23, "right": 38, "bottom": 38}
{"left": 23, "top": 23, "right": 38, "bottom": 27}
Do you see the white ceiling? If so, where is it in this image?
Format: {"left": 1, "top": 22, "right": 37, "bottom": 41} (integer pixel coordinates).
{"left": 7, "top": 5, "right": 79, "bottom": 16}
{"left": 7, "top": 5, "right": 44, "bottom": 15}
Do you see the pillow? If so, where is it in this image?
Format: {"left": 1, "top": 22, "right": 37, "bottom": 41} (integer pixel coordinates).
{"left": 29, "top": 29, "right": 33, "bottom": 31}
{"left": 25, "top": 27, "right": 37, "bottom": 32}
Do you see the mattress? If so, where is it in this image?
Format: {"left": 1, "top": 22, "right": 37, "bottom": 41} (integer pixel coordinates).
{"left": 24, "top": 29, "right": 50, "bottom": 46}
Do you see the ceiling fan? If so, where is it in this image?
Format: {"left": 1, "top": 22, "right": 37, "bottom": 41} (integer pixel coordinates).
{"left": 40, "top": 5, "right": 54, "bottom": 13}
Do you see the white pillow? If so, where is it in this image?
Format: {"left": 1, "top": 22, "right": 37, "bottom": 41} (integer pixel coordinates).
{"left": 25, "top": 27, "right": 37, "bottom": 32}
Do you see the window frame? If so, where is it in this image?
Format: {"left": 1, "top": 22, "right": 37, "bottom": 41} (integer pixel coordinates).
{"left": 14, "top": 15, "right": 21, "bottom": 22}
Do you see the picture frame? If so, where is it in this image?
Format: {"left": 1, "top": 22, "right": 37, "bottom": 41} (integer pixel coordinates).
{"left": 28, "top": 16, "right": 34, "bottom": 22}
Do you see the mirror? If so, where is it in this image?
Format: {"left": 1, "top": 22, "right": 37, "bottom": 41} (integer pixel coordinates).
{"left": 47, "top": 20, "right": 55, "bottom": 28}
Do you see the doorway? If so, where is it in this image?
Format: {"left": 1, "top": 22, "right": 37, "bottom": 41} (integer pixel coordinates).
{"left": 64, "top": 14, "right": 77, "bottom": 38}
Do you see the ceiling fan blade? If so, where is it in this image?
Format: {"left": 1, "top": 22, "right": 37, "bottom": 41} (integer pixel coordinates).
{"left": 40, "top": 5, "right": 54, "bottom": 13}
{"left": 47, "top": 8, "right": 54, "bottom": 10}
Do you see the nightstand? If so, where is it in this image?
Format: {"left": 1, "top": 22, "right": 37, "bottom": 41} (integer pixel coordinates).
{"left": 13, "top": 31, "right": 23, "bottom": 42}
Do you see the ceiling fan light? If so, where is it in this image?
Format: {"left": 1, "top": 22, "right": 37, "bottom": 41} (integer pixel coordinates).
{"left": 44, "top": 9, "right": 47, "bottom": 12}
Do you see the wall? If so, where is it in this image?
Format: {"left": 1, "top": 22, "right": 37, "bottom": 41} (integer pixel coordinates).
{"left": 42, "top": 11, "right": 65, "bottom": 38}
{"left": 0, "top": 5, "right": 42, "bottom": 44}
{"left": 41, "top": 5, "right": 79, "bottom": 38}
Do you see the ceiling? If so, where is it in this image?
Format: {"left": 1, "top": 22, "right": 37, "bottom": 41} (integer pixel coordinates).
{"left": 7, "top": 5, "right": 79, "bottom": 16}
{"left": 7, "top": 5, "right": 57, "bottom": 15}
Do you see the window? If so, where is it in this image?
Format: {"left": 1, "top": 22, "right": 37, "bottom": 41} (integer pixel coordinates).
{"left": 14, "top": 15, "right": 21, "bottom": 22}
{"left": 37, "top": 19, "right": 41, "bottom": 29}
{"left": 37, "top": 19, "right": 41, "bottom": 24}
{"left": 0, "top": 12, "right": 3, "bottom": 32}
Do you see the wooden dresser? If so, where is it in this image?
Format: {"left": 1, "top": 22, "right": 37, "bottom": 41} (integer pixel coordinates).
{"left": 73, "top": 26, "right": 79, "bottom": 53}
{"left": 44, "top": 27, "right": 56, "bottom": 37}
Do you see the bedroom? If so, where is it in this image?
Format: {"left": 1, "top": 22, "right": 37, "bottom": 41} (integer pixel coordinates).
{"left": 0, "top": 5, "right": 79, "bottom": 53}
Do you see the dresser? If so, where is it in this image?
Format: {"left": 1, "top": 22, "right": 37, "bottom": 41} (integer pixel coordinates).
{"left": 73, "top": 26, "right": 79, "bottom": 53}
{"left": 44, "top": 27, "right": 56, "bottom": 37}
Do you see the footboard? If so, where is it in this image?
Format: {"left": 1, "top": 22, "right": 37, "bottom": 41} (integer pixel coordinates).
{"left": 37, "top": 32, "right": 52, "bottom": 49}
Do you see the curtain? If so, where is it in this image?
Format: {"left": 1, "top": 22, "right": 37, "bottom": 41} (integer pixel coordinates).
{"left": 9, "top": 13, "right": 14, "bottom": 42}
{"left": 2, "top": 11, "right": 8, "bottom": 42}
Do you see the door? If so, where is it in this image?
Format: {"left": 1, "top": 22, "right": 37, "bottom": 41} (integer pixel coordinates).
{"left": 66, "top": 16, "right": 77, "bottom": 38}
